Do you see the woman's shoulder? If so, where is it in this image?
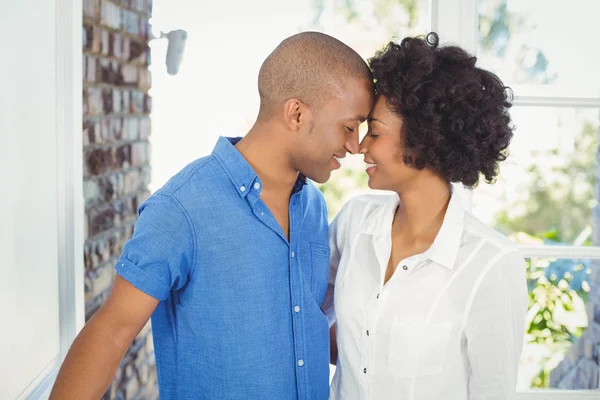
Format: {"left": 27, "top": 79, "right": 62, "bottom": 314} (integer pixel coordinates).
{"left": 462, "top": 210, "right": 520, "bottom": 256}
{"left": 333, "top": 192, "right": 398, "bottom": 230}
{"left": 338, "top": 191, "right": 396, "bottom": 216}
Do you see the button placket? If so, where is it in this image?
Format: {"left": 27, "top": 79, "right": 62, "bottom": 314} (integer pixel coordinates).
{"left": 362, "top": 297, "right": 376, "bottom": 385}
{"left": 398, "top": 258, "right": 418, "bottom": 274}
{"left": 287, "top": 198, "right": 307, "bottom": 391}
{"left": 361, "top": 296, "right": 378, "bottom": 396}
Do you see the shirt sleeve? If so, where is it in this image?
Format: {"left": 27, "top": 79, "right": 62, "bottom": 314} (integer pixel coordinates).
{"left": 115, "top": 192, "right": 196, "bottom": 301}
{"left": 322, "top": 202, "right": 352, "bottom": 327}
{"left": 464, "top": 250, "right": 529, "bottom": 399}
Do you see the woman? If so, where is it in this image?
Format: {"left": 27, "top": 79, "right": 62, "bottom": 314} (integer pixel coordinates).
{"left": 324, "top": 32, "right": 528, "bottom": 399}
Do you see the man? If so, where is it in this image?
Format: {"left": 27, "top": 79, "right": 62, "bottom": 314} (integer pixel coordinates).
{"left": 50, "top": 31, "right": 373, "bottom": 399}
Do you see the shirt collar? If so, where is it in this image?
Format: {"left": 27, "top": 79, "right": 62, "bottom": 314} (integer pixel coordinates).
{"left": 212, "top": 136, "right": 307, "bottom": 197}
{"left": 428, "top": 192, "right": 465, "bottom": 269}
{"left": 360, "top": 194, "right": 399, "bottom": 237}
{"left": 360, "top": 190, "right": 465, "bottom": 270}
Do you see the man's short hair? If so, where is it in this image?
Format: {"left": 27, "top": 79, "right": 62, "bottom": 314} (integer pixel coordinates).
{"left": 257, "top": 31, "right": 371, "bottom": 118}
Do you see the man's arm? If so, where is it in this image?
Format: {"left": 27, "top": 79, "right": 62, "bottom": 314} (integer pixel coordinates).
{"left": 49, "top": 276, "right": 159, "bottom": 399}
{"left": 49, "top": 192, "right": 194, "bottom": 398}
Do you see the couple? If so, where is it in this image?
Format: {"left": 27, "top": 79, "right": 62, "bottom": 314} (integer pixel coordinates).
{"left": 51, "top": 31, "right": 527, "bottom": 399}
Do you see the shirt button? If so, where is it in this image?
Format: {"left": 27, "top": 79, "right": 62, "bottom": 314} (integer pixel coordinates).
{"left": 240, "top": 186, "right": 246, "bottom": 192}
{"left": 298, "top": 360, "right": 304, "bottom": 367}
{"left": 291, "top": 251, "right": 295, "bottom": 258}
{"left": 254, "top": 182, "right": 260, "bottom": 190}
{"left": 376, "top": 293, "right": 380, "bottom": 299}
{"left": 294, "top": 306, "right": 300, "bottom": 313}
{"left": 366, "top": 330, "right": 369, "bottom": 336}
{"left": 402, "top": 265, "right": 408, "bottom": 271}
{"left": 363, "top": 368, "right": 367, "bottom": 374}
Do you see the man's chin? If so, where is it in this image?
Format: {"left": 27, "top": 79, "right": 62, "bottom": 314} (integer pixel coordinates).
{"left": 303, "top": 170, "right": 330, "bottom": 185}
{"left": 311, "top": 175, "right": 329, "bottom": 185}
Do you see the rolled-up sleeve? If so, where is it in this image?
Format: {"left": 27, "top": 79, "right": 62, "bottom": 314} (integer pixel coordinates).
{"left": 115, "top": 192, "right": 196, "bottom": 301}
{"left": 464, "top": 250, "right": 529, "bottom": 399}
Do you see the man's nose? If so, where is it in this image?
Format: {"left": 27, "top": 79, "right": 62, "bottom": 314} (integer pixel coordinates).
{"left": 344, "top": 130, "right": 360, "bottom": 154}
{"left": 358, "top": 135, "right": 370, "bottom": 154}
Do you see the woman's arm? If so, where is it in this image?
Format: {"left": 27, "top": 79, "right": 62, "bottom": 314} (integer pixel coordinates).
{"left": 463, "top": 251, "right": 529, "bottom": 400}
{"left": 330, "top": 323, "right": 338, "bottom": 365}
{"left": 323, "top": 201, "right": 352, "bottom": 365}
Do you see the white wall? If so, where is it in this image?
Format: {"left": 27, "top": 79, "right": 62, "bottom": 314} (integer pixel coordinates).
{"left": 0, "top": 1, "right": 84, "bottom": 399}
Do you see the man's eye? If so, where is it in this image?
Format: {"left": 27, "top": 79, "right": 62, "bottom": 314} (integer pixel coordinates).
{"left": 345, "top": 126, "right": 355, "bottom": 133}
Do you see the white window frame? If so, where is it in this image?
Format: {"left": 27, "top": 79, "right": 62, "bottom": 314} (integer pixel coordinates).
{"left": 21, "top": 0, "right": 85, "bottom": 398}
{"left": 429, "top": 0, "right": 600, "bottom": 398}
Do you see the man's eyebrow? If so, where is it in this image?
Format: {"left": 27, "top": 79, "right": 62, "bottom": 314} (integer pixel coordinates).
{"left": 368, "top": 117, "right": 387, "bottom": 126}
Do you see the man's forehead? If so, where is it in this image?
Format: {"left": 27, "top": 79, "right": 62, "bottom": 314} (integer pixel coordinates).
{"left": 342, "top": 115, "right": 368, "bottom": 123}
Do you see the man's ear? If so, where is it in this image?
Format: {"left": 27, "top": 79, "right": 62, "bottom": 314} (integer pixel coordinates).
{"left": 283, "top": 98, "right": 312, "bottom": 132}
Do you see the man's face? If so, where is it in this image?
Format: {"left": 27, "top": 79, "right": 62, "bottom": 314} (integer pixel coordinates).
{"left": 292, "top": 77, "right": 374, "bottom": 183}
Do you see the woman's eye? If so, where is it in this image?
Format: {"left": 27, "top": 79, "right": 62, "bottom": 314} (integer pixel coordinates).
{"left": 345, "top": 126, "right": 355, "bottom": 133}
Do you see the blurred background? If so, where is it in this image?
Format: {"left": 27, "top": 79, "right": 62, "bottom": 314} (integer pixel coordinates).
{"left": 1, "top": 0, "right": 599, "bottom": 398}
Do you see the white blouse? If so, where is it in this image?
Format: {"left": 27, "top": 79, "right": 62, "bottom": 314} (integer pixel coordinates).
{"left": 323, "top": 192, "right": 528, "bottom": 400}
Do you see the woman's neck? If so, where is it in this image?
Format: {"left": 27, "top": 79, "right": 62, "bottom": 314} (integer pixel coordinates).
{"left": 393, "top": 176, "right": 452, "bottom": 244}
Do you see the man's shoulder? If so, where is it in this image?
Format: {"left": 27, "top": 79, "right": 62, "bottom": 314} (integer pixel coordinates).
{"left": 157, "top": 155, "right": 221, "bottom": 198}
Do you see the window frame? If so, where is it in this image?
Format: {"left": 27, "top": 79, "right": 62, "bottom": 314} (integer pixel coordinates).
{"left": 20, "top": 0, "right": 85, "bottom": 398}
{"left": 429, "top": 0, "right": 600, "bottom": 396}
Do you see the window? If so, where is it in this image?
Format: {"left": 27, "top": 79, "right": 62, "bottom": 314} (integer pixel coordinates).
{"left": 0, "top": 1, "right": 85, "bottom": 398}
{"left": 320, "top": 0, "right": 600, "bottom": 397}
{"left": 472, "top": 0, "right": 600, "bottom": 396}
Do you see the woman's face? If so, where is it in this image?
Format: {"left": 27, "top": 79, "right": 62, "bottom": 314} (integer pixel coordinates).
{"left": 359, "top": 95, "right": 420, "bottom": 191}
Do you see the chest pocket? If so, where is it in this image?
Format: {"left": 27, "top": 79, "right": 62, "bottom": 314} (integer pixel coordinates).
{"left": 309, "top": 242, "right": 330, "bottom": 306}
{"left": 388, "top": 318, "right": 453, "bottom": 377}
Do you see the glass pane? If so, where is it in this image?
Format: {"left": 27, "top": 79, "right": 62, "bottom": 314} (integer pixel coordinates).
{"left": 478, "top": 0, "right": 600, "bottom": 98}
{"left": 519, "top": 257, "right": 594, "bottom": 390}
{"left": 472, "top": 107, "right": 599, "bottom": 246}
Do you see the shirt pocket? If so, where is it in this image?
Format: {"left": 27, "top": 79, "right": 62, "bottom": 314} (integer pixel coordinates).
{"left": 388, "top": 318, "right": 453, "bottom": 378}
{"left": 310, "top": 242, "right": 330, "bottom": 306}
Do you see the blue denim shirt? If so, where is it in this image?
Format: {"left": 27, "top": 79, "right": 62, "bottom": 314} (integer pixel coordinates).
{"left": 116, "top": 137, "right": 331, "bottom": 399}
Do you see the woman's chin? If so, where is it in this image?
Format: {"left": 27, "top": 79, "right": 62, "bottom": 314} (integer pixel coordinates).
{"left": 367, "top": 177, "right": 381, "bottom": 190}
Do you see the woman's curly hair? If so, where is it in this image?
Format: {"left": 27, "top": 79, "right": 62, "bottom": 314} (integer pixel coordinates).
{"left": 369, "top": 32, "right": 514, "bottom": 187}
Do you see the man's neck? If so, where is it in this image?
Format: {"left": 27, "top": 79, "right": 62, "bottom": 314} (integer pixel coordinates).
{"left": 235, "top": 122, "right": 299, "bottom": 197}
